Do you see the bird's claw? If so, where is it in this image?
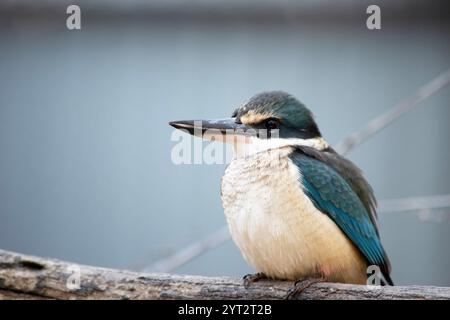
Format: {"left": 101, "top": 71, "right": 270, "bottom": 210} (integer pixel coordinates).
{"left": 285, "top": 277, "right": 325, "bottom": 300}
{"left": 243, "top": 272, "right": 267, "bottom": 289}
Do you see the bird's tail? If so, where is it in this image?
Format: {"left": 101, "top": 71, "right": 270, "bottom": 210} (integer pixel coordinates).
{"left": 381, "top": 272, "right": 394, "bottom": 286}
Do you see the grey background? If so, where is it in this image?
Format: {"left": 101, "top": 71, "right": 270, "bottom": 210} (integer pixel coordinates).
{"left": 0, "top": 0, "right": 449, "bottom": 286}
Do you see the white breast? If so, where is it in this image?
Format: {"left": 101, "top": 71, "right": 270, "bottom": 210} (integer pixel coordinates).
{"left": 221, "top": 146, "right": 368, "bottom": 284}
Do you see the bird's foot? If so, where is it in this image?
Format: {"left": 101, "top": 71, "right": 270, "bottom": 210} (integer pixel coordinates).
{"left": 285, "top": 277, "right": 326, "bottom": 300}
{"left": 243, "top": 272, "right": 267, "bottom": 289}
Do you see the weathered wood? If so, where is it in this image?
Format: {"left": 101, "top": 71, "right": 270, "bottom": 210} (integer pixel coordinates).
{"left": 0, "top": 249, "right": 449, "bottom": 300}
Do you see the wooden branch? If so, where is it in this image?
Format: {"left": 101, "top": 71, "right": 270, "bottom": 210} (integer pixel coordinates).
{"left": 0, "top": 249, "right": 449, "bottom": 300}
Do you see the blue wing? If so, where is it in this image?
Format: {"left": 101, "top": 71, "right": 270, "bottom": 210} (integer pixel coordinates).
{"left": 290, "top": 150, "right": 392, "bottom": 284}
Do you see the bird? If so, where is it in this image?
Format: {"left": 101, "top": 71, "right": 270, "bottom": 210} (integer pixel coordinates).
{"left": 169, "top": 91, "right": 393, "bottom": 291}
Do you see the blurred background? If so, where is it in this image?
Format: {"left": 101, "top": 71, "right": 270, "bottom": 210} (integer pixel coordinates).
{"left": 0, "top": 0, "right": 449, "bottom": 286}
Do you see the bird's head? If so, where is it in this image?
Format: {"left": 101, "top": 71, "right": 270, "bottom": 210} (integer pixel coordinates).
{"left": 169, "top": 91, "right": 328, "bottom": 155}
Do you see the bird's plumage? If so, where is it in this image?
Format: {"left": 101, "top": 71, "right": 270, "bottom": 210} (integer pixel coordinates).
{"left": 290, "top": 147, "right": 393, "bottom": 285}
{"left": 233, "top": 91, "right": 322, "bottom": 139}
{"left": 296, "top": 146, "right": 379, "bottom": 234}
{"left": 221, "top": 146, "right": 370, "bottom": 284}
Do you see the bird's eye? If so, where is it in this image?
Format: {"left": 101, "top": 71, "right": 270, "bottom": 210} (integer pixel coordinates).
{"left": 264, "top": 119, "right": 279, "bottom": 130}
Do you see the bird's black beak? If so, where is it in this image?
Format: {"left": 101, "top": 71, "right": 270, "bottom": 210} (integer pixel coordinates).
{"left": 169, "top": 118, "right": 252, "bottom": 143}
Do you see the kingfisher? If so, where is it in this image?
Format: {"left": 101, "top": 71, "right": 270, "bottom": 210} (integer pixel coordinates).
{"left": 169, "top": 91, "right": 393, "bottom": 291}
